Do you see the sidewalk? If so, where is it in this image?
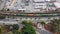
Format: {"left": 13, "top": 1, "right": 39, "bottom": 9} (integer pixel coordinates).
{"left": 34, "top": 27, "right": 53, "bottom": 34}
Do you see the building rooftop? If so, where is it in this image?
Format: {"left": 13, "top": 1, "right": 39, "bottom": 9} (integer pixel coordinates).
{"left": 54, "top": 2, "right": 60, "bottom": 8}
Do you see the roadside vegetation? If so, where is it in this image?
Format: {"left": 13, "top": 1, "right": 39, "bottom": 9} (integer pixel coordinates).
{"left": 0, "top": 20, "right": 36, "bottom": 34}
{"left": 0, "top": 14, "right": 6, "bottom": 19}
{"left": 22, "top": 20, "right": 36, "bottom": 34}
{"left": 44, "top": 19, "right": 60, "bottom": 34}
{"left": 0, "top": 19, "right": 60, "bottom": 34}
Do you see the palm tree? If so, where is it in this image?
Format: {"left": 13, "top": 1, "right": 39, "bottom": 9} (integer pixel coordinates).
{"left": 50, "top": 19, "right": 60, "bottom": 34}
{"left": 40, "top": 21, "right": 46, "bottom": 28}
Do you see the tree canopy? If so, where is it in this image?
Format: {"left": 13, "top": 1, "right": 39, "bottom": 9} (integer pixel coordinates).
{"left": 22, "top": 20, "right": 36, "bottom": 34}
{"left": 22, "top": 25, "right": 36, "bottom": 34}
{"left": 0, "top": 15, "right": 5, "bottom": 19}
{"left": 50, "top": 19, "right": 60, "bottom": 34}
{"left": 22, "top": 20, "right": 32, "bottom": 26}
{"left": 41, "top": 21, "right": 45, "bottom": 25}
{"left": 12, "top": 24, "right": 19, "bottom": 30}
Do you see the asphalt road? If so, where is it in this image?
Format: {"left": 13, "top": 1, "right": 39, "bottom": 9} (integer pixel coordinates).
{"left": 35, "top": 28, "right": 52, "bottom": 34}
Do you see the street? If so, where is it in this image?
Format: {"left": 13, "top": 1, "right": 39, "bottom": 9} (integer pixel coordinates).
{"left": 35, "top": 27, "right": 52, "bottom": 34}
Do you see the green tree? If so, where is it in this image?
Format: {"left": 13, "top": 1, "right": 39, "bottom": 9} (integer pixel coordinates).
{"left": 22, "top": 20, "right": 36, "bottom": 34}
{"left": 28, "top": 21, "right": 33, "bottom": 26}
{"left": 0, "top": 15, "right": 5, "bottom": 19}
{"left": 40, "top": 21, "right": 46, "bottom": 28}
{"left": 7, "top": 9, "right": 10, "bottom": 11}
{"left": 2, "top": 7, "right": 9, "bottom": 11}
{"left": 22, "top": 20, "right": 33, "bottom": 26}
{"left": 41, "top": 21, "right": 45, "bottom": 26}
{"left": 10, "top": 24, "right": 21, "bottom": 34}
{"left": 50, "top": 19, "right": 60, "bottom": 34}
{"left": 12, "top": 30, "right": 21, "bottom": 34}
{"left": 22, "top": 20, "right": 28, "bottom": 25}
{"left": 22, "top": 25, "right": 36, "bottom": 34}
{"left": 0, "top": 25, "right": 2, "bottom": 34}
{"left": 0, "top": 24, "right": 6, "bottom": 34}
{"left": 8, "top": 31, "right": 13, "bottom": 34}
{"left": 12, "top": 24, "right": 19, "bottom": 30}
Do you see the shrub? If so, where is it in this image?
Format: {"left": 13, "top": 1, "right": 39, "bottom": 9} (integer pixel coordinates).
{"left": 12, "top": 24, "right": 19, "bottom": 30}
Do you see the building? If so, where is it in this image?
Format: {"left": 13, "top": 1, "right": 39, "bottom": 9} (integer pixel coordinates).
{"left": 0, "top": 0, "right": 6, "bottom": 10}
{"left": 4, "top": 0, "right": 56, "bottom": 12}
{"left": 56, "top": 0, "right": 60, "bottom": 2}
